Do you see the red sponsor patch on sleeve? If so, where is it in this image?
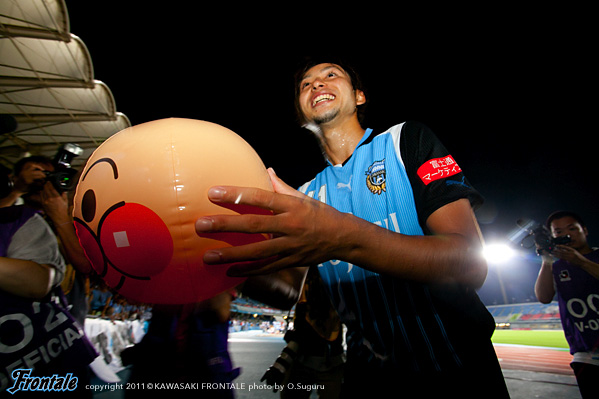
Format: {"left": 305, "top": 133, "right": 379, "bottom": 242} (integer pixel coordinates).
{"left": 417, "top": 155, "right": 462, "bottom": 185}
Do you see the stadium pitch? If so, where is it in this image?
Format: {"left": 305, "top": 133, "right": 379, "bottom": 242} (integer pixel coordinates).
{"left": 492, "top": 329, "right": 569, "bottom": 349}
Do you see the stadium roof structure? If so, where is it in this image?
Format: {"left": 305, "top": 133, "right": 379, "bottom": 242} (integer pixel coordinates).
{"left": 0, "top": 0, "right": 129, "bottom": 170}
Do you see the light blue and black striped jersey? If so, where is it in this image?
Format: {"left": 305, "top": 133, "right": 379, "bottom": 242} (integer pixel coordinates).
{"left": 298, "top": 121, "right": 493, "bottom": 372}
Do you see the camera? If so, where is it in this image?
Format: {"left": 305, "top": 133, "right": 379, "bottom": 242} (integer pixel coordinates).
{"left": 0, "top": 143, "right": 83, "bottom": 198}
{"left": 518, "top": 219, "right": 571, "bottom": 254}
{"left": 45, "top": 143, "right": 83, "bottom": 192}
{"left": 531, "top": 225, "right": 571, "bottom": 254}
{"left": 260, "top": 329, "right": 299, "bottom": 390}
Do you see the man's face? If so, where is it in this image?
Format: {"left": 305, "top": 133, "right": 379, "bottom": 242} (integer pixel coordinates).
{"left": 550, "top": 216, "right": 588, "bottom": 251}
{"left": 15, "top": 161, "right": 54, "bottom": 193}
{"left": 298, "top": 63, "right": 365, "bottom": 127}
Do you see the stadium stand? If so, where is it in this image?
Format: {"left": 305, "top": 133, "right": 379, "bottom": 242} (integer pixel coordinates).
{"left": 230, "top": 295, "right": 293, "bottom": 333}
{"left": 230, "top": 297, "right": 563, "bottom": 331}
{"left": 487, "top": 302, "right": 561, "bottom": 329}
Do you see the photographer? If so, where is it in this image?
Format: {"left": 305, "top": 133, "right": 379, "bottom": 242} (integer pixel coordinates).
{"left": 2, "top": 153, "right": 92, "bottom": 324}
{"left": 1, "top": 155, "right": 51, "bottom": 207}
{"left": 534, "top": 211, "right": 599, "bottom": 399}
{"left": 1, "top": 154, "right": 97, "bottom": 396}
{"left": 1, "top": 156, "right": 66, "bottom": 298}
{"left": 261, "top": 267, "right": 345, "bottom": 399}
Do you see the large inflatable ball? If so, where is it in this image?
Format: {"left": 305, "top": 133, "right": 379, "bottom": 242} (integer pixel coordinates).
{"left": 72, "top": 118, "right": 272, "bottom": 304}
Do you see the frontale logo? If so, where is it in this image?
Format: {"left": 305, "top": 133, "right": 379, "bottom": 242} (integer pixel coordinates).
{"left": 365, "top": 159, "right": 386, "bottom": 195}
{"left": 7, "top": 368, "right": 78, "bottom": 394}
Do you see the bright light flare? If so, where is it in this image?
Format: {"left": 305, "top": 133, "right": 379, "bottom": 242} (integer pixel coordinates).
{"left": 483, "top": 243, "right": 516, "bottom": 263}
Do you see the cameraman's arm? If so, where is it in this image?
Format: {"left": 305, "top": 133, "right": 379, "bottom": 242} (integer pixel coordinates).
{"left": 535, "top": 255, "right": 556, "bottom": 303}
{"left": 0, "top": 185, "right": 27, "bottom": 207}
{"left": 41, "top": 182, "right": 92, "bottom": 274}
{"left": 0, "top": 192, "right": 21, "bottom": 207}
{"left": 3, "top": 213, "right": 66, "bottom": 299}
{"left": 0, "top": 257, "right": 55, "bottom": 299}
{"left": 552, "top": 245, "right": 599, "bottom": 280}
{"left": 577, "top": 259, "right": 599, "bottom": 280}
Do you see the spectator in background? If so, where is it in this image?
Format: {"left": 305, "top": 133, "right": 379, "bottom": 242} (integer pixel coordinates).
{"left": 535, "top": 211, "right": 599, "bottom": 399}
{"left": 88, "top": 281, "right": 113, "bottom": 317}
{"left": 108, "top": 294, "right": 130, "bottom": 321}
{"left": 123, "top": 290, "right": 240, "bottom": 399}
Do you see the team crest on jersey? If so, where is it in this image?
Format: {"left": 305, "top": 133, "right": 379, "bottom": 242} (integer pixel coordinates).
{"left": 365, "top": 159, "right": 386, "bottom": 195}
{"left": 559, "top": 270, "right": 571, "bottom": 282}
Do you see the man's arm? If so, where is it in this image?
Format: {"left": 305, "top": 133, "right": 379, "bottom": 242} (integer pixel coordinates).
{"left": 3, "top": 213, "right": 65, "bottom": 299}
{"left": 535, "top": 256, "right": 556, "bottom": 303}
{"left": 0, "top": 190, "right": 23, "bottom": 208}
{"left": 0, "top": 257, "right": 55, "bottom": 299}
{"left": 552, "top": 245, "right": 599, "bottom": 280}
{"left": 40, "top": 182, "right": 92, "bottom": 274}
{"left": 196, "top": 171, "right": 487, "bottom": 289}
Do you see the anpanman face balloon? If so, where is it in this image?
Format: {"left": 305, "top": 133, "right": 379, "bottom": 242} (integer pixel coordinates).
{"left": 72, "top": 118, "right": 272, "bottom": 304}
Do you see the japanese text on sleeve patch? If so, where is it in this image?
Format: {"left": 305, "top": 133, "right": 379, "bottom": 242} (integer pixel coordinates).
{"left": 417, "top": 155, "right": 462, "bottom": 185}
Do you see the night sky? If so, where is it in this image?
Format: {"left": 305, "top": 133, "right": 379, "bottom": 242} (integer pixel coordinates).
{"left": 64, "top": 3, "right": 595, "bottom": 305}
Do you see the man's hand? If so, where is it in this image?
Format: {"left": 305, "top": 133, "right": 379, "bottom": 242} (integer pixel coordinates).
{"left": 195, "top": 169, "right": 487, "bottom": 287}
{"left": 552, "top": 244, "right": 599, "bottom": 280}
{"left": 39, "top": 182, "right": 70, "bottom": 224}
{"left": 39, "top": 181, "right": 93, "bottom": 274}
{"left": 14, "top": 162, "right": 47, "bottom": 193}
{"left": 551, "top": 245, "right": 585, "bottom": 265}
{"left": 195, "top": 168, "right": 349, "bottom": 276}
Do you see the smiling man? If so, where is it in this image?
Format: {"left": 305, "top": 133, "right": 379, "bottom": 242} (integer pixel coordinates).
{"left": 535, "top": 211, "right": 599, "bottom": 399}
{"left": 196, "top": 57, "right": 509, "bottom": 397}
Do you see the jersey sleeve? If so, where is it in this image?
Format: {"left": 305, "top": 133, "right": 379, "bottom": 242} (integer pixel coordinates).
{"left": 399, "top": 121, "right": 483, "bottom": 231}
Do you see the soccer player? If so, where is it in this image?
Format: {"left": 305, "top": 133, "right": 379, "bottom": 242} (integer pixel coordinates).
{"left": 196, "top": 58, "right": 509, "bottom": 398}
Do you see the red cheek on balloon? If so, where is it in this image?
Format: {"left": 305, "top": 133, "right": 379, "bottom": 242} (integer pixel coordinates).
{"left": 99, "top": 203, "right": 173, "bottom": 277}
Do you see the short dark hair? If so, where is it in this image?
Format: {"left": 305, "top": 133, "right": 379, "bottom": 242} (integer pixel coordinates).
{"left": 545, "top": 210, "right": 586, "bottom": 230}
{"left": 13, "top": 155, "right": 54, "bottom": 176}
{"left": 293, "top": 56, "right": 368, "bottom": 126}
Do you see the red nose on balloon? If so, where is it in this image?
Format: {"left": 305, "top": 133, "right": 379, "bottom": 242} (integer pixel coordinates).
{"left": 72, "top": 118, "right": 273, "bottom": 304}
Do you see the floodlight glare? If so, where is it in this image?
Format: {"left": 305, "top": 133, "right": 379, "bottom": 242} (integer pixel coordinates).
{"left": 483, "top": 243, "right": 515, "bottom": 263}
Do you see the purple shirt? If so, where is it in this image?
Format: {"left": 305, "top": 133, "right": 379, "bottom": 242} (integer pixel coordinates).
{"left": 553, "top": 250, "right": 599, "bottom": 354}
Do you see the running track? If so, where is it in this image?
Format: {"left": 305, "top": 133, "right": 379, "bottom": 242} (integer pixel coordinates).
{"left": 494, "top": 344, "right": 573, "bottom": 375}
